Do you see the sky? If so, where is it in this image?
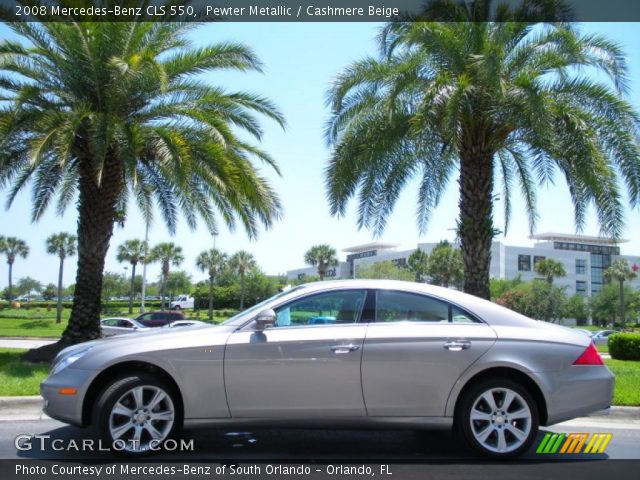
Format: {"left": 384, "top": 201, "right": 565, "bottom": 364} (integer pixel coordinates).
{"left": 0, "top": 21, "right": 639, "bottom": 289}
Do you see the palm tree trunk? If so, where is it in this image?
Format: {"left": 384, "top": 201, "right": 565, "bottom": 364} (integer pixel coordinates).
{"left": 161, "top": 278, "right": 167, "bottom": 310}
{"left": 458, "top": 149, "right": 494, "bottom": 300}
{"left": 61, "top": 154, "right": 122, "bottom": 344}
{"left": 8, "top": 262, "right": 13, "bottom": 303}
{"left": 208, "top": 276, "right": 214, "bottom": 321}
{"left": 128, "top": 264, "right": 136, "bottom": 314}
{"left": 56, "top": 257, "right": 64, "bottom": 324}
{"left": 239, "top": 274, "right": 245, "bottom": 310}
{"left": 620, "top": 279, "right": 625, "bottom": 323}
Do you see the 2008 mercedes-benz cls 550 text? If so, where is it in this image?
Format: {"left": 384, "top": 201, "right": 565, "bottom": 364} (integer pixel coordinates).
{"left": 41, "top": 280, "right": 614, "bottom": 458}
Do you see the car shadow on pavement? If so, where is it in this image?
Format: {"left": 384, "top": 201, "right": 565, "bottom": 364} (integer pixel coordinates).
{"left": 13, "top": 425, "right": 609, "bottom": 463}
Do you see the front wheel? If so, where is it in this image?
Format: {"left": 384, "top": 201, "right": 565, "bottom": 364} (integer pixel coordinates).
{"left": 93, "top": 373, "right": 181, "bottom": 455}
{"left": 455, "top": 378, "right": 539, "bottom": 458}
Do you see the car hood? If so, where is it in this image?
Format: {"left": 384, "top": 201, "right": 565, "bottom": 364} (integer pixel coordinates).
{"left": 61, "top": 323, "right": 235, "bottom": 369}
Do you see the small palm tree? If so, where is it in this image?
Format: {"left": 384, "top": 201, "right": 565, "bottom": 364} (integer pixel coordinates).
{"left": 46, "top": 233, "right": 77, "bottom": 323}
{"left": 0, "top": 15, "right": 284, "bottom": 350}
{"left": 605, "top": 259, "right": 637, "bottom": 323}
{"left": 116, "top": 239, "right": 148, "bottom": 314}
{"left": 149, "top": 243, "right": 184, "bottom": 309}
{"left": 326, "top": 0, "right": 640, "bottom": 300}
{"left": 0, "top": 237, "right": 29, "bottom": 303}
{"left": 304, "top": 245, "right": 338, "bottom": 281}
{"left": 535, "top": 258, "right": 567, "bottom": 285}
{"left": 426, "top": 241, "right": 464, "bottom": 288}
{"left": 196, "top": 248, "right": 227, "bottom": 321}
{"left": 228, "top": 251, "right": 256, "bottom": 310}
{"left": 407, "top": 249, "right": 429, "bottom": 282}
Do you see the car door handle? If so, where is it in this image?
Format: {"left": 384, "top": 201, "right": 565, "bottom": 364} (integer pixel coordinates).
{"left": 443, "top": 340, "right": 471, "bottom": 351}
{"left": 330, "top": 344, "right": 360, "bottom": 354}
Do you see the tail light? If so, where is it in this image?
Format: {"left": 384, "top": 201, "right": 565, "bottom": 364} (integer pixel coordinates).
{"left": 573, "top": 342, "right": 604, "bottom": 366}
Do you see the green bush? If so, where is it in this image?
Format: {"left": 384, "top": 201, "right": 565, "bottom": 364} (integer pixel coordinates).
{"left": 608, "top": 333, "right": 640, "bottom": 361}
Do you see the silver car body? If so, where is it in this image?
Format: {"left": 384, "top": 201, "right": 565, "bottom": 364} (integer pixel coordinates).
{"left": 42, "top": 280, "right": 613, "bottom": 431}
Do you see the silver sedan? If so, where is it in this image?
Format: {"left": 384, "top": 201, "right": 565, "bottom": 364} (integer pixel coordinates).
{"left": 41, "top": 280, "right": 613, "bottom": 458}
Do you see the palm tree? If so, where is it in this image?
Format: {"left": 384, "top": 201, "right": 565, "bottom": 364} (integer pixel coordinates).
{"left": 535, "top": 258, "right": 566, "bottom": 285}
{"left": 228, "top": 251, "right": 256, "bottom": 310}
{"left": 149, "top": 243, "right": 184, "bottom": 310}
{"left": 0, "top": 11, "right": 284, "bottom": 350}
{"left": 604, "top": 259, "right": 637, "bottom": 323}
{"left": 116, "top": 239, "right": 148, "bottom": 314}
{"left": 426, "top": 241, "right": 464, "bottom": 288}
{"left": 0, "top": 237, "right": 29, "bottom": 303}
{"left": 407, "top": 249, "right": 429, "bottom": 282}
{"left": 325, "top": 0, "right": 640, "bottom": 300}
{"left": 196, "top": 248, "right": 227, "bottom": 321}
{"left": 46, "top": 233, "right": 77, "bottom": 323}
{"left": 304, "top": 245, "right": 338, "bottom": 281}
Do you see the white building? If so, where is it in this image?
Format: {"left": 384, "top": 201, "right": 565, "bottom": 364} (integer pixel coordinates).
{"left": 287, "top": 233, "right": 640, "bottom": 297}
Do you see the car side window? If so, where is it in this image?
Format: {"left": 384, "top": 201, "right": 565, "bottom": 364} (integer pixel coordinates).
{"left": 376, "top": 290, "right": 449, "bottom": 323}
{"left": 273, "top": 290, "right": 367, "bottom": 328}
{"left": 451, "top": 305, "right": 479, "bottom": 324}
{"left": 102, "top": 319, "right": 118, "bottom": 327}
{"left": 119, "top": 320, "right": 133, "bottom": 328}
{"left": 138, "top": 314, "right": 151, "bottom": 322}
{"left": 375, "top": 290, "right": 481, "bottom": 324}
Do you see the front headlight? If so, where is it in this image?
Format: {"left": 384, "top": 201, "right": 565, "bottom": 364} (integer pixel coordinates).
{"left": 50, "top": 347, "right": 93, "bottom": 375}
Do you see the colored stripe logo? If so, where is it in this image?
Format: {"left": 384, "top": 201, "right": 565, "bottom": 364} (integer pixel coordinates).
{"left": 536, "top": 433, "right": 612, "bottom": 454}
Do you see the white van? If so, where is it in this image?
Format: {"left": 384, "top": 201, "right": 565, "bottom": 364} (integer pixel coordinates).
{"left": 170, "top": 294, "right": 194, "bottom": 310}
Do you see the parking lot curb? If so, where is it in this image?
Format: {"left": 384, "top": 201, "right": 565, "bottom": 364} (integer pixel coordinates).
{"left": 0, "top": 396, "right": 43, "bottom": 410}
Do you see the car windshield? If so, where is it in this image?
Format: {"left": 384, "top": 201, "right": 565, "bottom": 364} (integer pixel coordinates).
{"left": 221, "top": 285, "right": 306, "bottom": 326}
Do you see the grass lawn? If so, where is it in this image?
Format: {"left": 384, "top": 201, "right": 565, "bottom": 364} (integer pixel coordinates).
{"left": 597, "top": 344, "right": 609, "bottom": 354}
{"left": 604, "top": 359, "right": 640, "bottom": 406}
{"left": 0, "top": 348, "right": 49, "bottom": 396}
{"left": 0, "top": 308, "right": 228, "bottom": 338}
{"left": 0, "top": 309, "right": 68, "bottom": 337}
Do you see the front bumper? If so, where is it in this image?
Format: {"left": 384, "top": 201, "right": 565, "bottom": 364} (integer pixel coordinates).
{"left": 40, "top": 367, "right": 95, "bottom": 427}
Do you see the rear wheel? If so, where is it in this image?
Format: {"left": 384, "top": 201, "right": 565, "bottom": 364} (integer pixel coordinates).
{"left": 456, "top": 378, "right": 538, "bottom": 458}
{"left": 93, "top": 373, "right": 181, "bottom": 455}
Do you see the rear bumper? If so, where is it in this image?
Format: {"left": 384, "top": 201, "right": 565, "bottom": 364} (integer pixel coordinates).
{"left": 543, "top": 365, "right": 614, "bottom": 426}
{"left": 40, "top": 368, "right": 94, "bottom": 427}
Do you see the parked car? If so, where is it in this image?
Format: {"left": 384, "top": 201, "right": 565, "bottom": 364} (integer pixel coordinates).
{"left": 591, "top": 329, "right": 619, "bottom": 345}
{"left": 134, "top": 311, "right": 185, "bottom": 328}
{"left": 574, "top": 329, "right": 593, "bottom": 337}
{"left": 100, "top": 318, "right": 148, "bottom": 337}
{"left": 41, "top": 280, "right": 613, "bottom": 458}
{"left": 162, "top": 320, "right": 209, "bottom": 328}
{"left": 170, "top": 294, "right": 194, "bottom": 310}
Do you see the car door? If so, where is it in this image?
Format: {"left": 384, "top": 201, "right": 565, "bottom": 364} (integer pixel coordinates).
{"left": 362, "top": 289, "right": 497, "bottom": 417}
{"left": 224, "top": 289, "right": 369, "bottom": 418}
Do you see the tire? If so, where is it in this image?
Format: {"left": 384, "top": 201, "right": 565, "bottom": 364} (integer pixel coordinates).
{"left": 93, "top": 373, "right": 182, "bottom": 456}
{"left": 455, "top": 378, "right": 539, "bottom": 459}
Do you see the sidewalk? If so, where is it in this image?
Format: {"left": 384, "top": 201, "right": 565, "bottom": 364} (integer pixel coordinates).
{"left": 0, "top": 338, "right": 56, "bottom": 349}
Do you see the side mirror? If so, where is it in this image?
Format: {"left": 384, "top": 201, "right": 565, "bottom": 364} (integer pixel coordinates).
{"left": 255, "top": 309, "right": 276, "bottom": 331}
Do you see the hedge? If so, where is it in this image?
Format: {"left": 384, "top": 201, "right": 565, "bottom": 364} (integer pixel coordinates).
{"left": 0, "top": 300, "right": 164, "bottom": 311}
{"left": 608, "top": 333, "right": 640, "bottom": 361}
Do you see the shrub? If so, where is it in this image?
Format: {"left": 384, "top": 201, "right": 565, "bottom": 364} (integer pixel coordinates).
{"left": 608, "top": 333, "right": 640, "bottom": 361}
